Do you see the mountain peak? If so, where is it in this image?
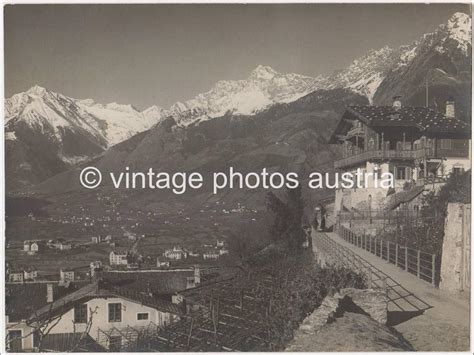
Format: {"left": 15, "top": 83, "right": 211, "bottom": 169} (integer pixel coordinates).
{"left": 448, "top": 12, "right": 470, "bottom": 24}
{"left": 438, "top": 12, "right": 471, "bottom": 55}
{"left": 142, "top": 105, "right": 162, "bottom": 113}
{"left": 78, "top": 98, "right": 96, "bottom": 107}
{"left": 105, "top": 102, "right": 140, "bottom": 113}
{"left": 26, "top": 85, "right": 48, "bottom": 96}
{"left": 446, "top": 12, "right": 471, "bottom": 38}
{"left": 249, "top": 65, "right": 278, "bottom": 80}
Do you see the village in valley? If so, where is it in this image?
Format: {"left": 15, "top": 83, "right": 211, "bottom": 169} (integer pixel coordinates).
{"left": 5, "top": 196, "right": 249, "bottom": 284}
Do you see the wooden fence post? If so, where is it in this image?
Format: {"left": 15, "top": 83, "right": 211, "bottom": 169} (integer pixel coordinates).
{"left": 431, "top": 254, "right": 436, "bottom": 286}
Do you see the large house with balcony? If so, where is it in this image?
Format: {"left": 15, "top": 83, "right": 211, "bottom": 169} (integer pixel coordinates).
{"left": 329, "top": 98, "right": 471, "bottom": 214}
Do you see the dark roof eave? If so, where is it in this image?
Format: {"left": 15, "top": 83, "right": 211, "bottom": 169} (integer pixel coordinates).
{"left": 328, "top": 109, "right": 358, "bottom": 144}
{"left": 30, "top": 287, "right": 183, "bottom": 323}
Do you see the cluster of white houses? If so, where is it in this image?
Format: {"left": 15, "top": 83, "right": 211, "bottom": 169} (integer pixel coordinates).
{"left": 329, "top": 98, "right": 471, "bottom": 213}
{"left": 163, "top": 241, "right": 229, "bottom": 262}
{"left": 163, "top": 246, "right": 188, "bottom": 260}
{"left": 108, "top": 240, "right": 230, "bottom": 269}
{"left": 8, "top": 266, "right": 38, "bottom": 282}
{"left": 7, "top": 267, "right": 75, "bottom": 283}
{"left": 23, "top": 239, "right": 72, "bottom": 255}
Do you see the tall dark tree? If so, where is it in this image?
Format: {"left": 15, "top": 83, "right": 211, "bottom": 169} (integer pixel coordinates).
{"left": 265, "top": 183, "right": 306, "bottom": 252}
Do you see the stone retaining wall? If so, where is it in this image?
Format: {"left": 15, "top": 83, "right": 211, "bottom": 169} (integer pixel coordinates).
{"left": 285, "top": 287, "right": 392, "bottom": 351}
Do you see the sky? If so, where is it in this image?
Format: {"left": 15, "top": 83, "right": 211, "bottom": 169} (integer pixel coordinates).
{"left": 4, "top": 3, "right": 471, "bottom": 109}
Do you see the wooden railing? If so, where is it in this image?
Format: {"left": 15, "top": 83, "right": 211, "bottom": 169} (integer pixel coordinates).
{"left": 335, "top": 148, "right": 434, "bottom": 168}
{"left": 335, "top": 224, "right": 438, "bottom": 286}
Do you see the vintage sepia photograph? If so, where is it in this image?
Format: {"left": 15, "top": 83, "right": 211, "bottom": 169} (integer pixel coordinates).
{"left": 3, "top": 3, "right": 472, "bottom": 352}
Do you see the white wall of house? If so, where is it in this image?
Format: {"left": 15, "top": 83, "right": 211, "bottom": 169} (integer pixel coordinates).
{"left": 6, "top": 319, "right": 36, "bottom": 351}
{"left": 440, "top": 157, "right": 471, "bottom": 175}
{"left": 335, "top": 162, "right": 394, "bottom": 212}
{"left": 44, "top": 297, "right": 174, "bottom": 348}
{"left": 110, "top": 252, "right": 128, "bottom": 265}
{"left": 9, "top": 273, "right": 24, "bottom": 282}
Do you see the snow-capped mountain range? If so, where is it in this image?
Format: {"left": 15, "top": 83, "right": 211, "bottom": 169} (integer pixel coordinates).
{"left": 163, "top": 12, "right": 471, "bottom": 124}
{"left": 4, "top": 12, "right": 471, "bottom": 189}
{"left": 5, "top": 86, "right": 163, "bottom": 148}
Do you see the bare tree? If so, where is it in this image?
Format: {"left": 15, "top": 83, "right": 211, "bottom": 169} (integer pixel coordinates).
{"left": 6, "top": 304, "right": 99, "bottom": 352}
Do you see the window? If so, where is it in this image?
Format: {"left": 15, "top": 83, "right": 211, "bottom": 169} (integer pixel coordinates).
{"left": 441, "top": 139, "right": 452, "bottom": 149}
{"left": 368, "top": 138, "right": 375, "bottom": 150}
{"left": 74, "top": 304, "right": 88, "bottom": 323}
{"left": 109, "top": 336, "right": 122, "bottom": 351}
{"left": 137, "top": 313, "right": 149, "bottom": 320}
{"left": 452, "top": 139, "right": 468, "bottom": 149}
{"left": 396, "top": 167, "right": 407, "bottom": 180}
{"left": 8, "top": 330, "right": 22, "bottom": 351}
{"left": 108, "top": 303, "right": 122, "bottom": 322}
{"left": 452, "top": 167, "right": 464, "bottom": 175}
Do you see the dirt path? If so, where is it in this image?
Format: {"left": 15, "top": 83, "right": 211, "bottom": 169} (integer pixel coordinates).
{"left": 315, "top": 231, "right": 470, "bottom": 351}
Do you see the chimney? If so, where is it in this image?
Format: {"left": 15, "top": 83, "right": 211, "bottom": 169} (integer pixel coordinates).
{"left": 172, "top": 294, "right": 184, "bottom": 304}
{"left": 446, "top": 97, "right": 455, "bottom": 118}
{"left": 46, "top": 283, "right": 54, "bottom": 303}
{"left": 194, "top": 265, "right": 201, "bottom": 285}
{"left": 392, "top": 96, "right": 402, "bottom": 110}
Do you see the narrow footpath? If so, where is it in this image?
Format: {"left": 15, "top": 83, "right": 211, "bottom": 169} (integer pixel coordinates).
{"left": 313, "top": 231, "right": 470, "bottom": 351}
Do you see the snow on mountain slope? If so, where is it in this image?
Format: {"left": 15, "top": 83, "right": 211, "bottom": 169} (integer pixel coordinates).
{"left": 5, "top": 12, "right": 471, "bottom": 147}
{"left": 166, "top": 65, "right": 327, "bottom": 125}
{"left": 325, "top": 46, "right": 401, "bottom": 102}
{"left": 5, "top": 86, "right": 107, "bottom": 147}
{"left": 373, "top": 12, "right": 471, "bottom": 106}
{"left": 166, "top": 12, "right": 471, "bottom": 124}
{"left": 76, "top": 99, "right": 163, "bottom": 145}
{"left": 441, "top": 12, "right": 471, "bottom": 55}
{"left": 4, "top": 86, "right": 164, "bottom": 189}
{"left": 5, "top": 86, "right": 164, "bottom": 149}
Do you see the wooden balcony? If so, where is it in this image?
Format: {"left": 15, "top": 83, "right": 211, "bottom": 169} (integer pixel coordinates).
{"left": 335, "top": 148, "right": 435, "bottom": 169}
{"left": 346, "top": 126, "right": 364, "bottom": 137}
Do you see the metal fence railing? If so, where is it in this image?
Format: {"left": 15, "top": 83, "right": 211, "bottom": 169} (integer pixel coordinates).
{"left": 337, "top": 209, "right": 422, "bottom": 224}
{"left": 313, "top": 230, "right": 432, "bottom": 312}
{"left": 335, "top": 224, "right": 437, "bottom": 286}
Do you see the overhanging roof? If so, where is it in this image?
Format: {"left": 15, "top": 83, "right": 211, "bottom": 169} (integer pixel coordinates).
{"left": 329, "top": 105, "right": 471, "bottom": 143}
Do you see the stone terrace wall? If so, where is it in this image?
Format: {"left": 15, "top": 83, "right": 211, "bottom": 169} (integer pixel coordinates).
{"left": 285, "top": 287, "right": 412, "bottom": 351}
